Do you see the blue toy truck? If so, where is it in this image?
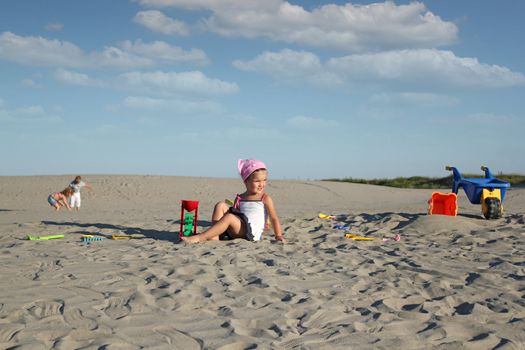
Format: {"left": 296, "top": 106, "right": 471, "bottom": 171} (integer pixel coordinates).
{"left": 446, "top": 166, "right": 510, "bottom": 219}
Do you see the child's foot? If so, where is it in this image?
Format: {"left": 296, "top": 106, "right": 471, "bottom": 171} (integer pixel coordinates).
{"left": 181, "top": 235, "right": 201, "bottom": 243}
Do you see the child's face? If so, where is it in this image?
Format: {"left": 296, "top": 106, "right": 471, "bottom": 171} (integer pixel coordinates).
{"left": 245, "top": 170, "right": 267, "bottom": 195}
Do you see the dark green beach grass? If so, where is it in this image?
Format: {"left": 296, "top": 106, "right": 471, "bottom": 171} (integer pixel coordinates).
{"left": 323, "top": 174, "right": 525, "bottom": 189}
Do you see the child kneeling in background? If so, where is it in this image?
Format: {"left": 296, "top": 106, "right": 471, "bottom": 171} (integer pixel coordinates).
{"left": 47, "top": 187, "right": 74, "bottom": 211}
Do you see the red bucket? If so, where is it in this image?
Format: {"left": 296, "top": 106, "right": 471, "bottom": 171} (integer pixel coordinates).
{"left": 428, "top": 192, "right": 457, "bottom": 216}
{"left": 181, "top": 200, "right": 199, "bottom": 212}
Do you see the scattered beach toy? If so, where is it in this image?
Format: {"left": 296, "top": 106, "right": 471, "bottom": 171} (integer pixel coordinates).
{"left": 180, "top": 200, "right": 199, "bottom": 237}
{"left": 112, "top": 235, "right": 130, "bottom": 240}
{"left": 81, "top": 235, "right": 103, "bottom": 242}
{"left": 385, "top": 234, "right": 402, "bottom": 242}
{"left": 446, "top": 165, "right": 510, "bottom": 219}
{"left": 27, "top": 234, "right": 64, "bottom": 241}
{"left": 111, "top": 234, "right": 145, "bottom": 240}
{"left": 428, "top": 192, "right": 457, "bottom": 216}
{"left": 182, "top": 212, "right": 195, "bottom": 237}
{"left": 333, "top": 224, "right": 350, "bottom": 230}
{"left": 345, "top": 233, "right": 376, "bottom": 241}
{"left": 82, "top": 237, "right": 103, "bottom": 242}
{"left": 345, "top": 233, "right": 401, "bottom": 242}
{"left": 319, "top": 213, "right": 336, "bottom": 220}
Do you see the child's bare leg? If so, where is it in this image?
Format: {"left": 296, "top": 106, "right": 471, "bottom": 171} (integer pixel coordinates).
{"left": 182, "top": 213, "right": 243, "bottom": 243}
{"left": 212, "top": 201, "right": 230, "bottom": 223}
{"left": 209, "top": 201, "right": 230, "bottom": 241}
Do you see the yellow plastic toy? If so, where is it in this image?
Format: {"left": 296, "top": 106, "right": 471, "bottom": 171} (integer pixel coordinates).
{"left": 318, "top": 213, "right": 336, "bottom": 220}
{"left": 481, "top": 188, "right": 503, "bottom": 219}
{"left": 111, "top": 234, "right": 145, "bottom": 240}
{"left": 27, "top": 234, "right": 64, "bottom": 241}
{"left": 345, "top": 233, "right": 376, "bottom": 241}
{"left": 345, "top": 233, "right": 401, "bottom": 242}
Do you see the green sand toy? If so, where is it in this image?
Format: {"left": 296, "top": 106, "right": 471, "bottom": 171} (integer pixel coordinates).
{"left": 27, "top": 234, "right": 65, "bottom": 241}
{"left": 182, "top": 212, "right": 195, "bottom": 237}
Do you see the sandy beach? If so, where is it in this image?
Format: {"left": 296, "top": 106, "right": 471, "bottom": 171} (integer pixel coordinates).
{"left": 0, "top": 175, "right": 524, "bottom": 349}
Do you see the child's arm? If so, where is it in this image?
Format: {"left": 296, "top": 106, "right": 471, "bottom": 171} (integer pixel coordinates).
{"left": 264, "top": 195, "right": 285, "bottom": 242}
{"left": 60, "top": 195, "right": 71, "bottom": 210}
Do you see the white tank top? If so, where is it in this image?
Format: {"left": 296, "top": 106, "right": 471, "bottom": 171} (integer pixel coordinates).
{"left": 235, "top": 195, "right": 266, "bottom": 241}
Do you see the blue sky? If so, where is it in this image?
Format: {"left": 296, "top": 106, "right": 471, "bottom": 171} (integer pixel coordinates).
{"left": 1, "top": 0, "right": 524, "bottom": 179}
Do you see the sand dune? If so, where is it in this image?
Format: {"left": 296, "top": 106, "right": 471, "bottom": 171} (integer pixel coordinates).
{"left": 0, "top": 175, "right": 524, "bottom": 349}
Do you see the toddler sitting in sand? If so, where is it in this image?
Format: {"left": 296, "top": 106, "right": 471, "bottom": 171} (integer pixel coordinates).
{"left": 182, "top": 159, "right": 285, "bottom": 243}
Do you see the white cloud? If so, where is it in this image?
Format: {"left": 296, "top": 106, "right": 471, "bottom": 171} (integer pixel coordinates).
{"left": 0, "top": 32, "right": 208, "bottom": 69}
{"left": 120, "top": 39, "right": 208, "bottom": 66}
{"left": 179, "top": 126, "right": 283, "bottom": 141}
{"left": 134, "top": 10, "right": 189, "bottom": 35}
{"left": 45, "top": 23, "right": 63, "bottom": 31}
{"left": 0, "top": 32, "right": 87, "bottom": 68}
{"left": 0, "top": 103, "right": 62, "bottom": 123}
{"left": 0, "top": 110, "right": 11, "bottom": 122}
{"left": 92, "top": 46, "right": 153, "bottom": 69}
{"left": 20, "top": 78, "right": 38, "bottom": 88}
{"left": 467, "top": 112, "right": 520, "bottom": 124}
{"left": 53, "top": 68, "right": 101, "bottom": 86}
{"left": 371, "top": 92, "right": 459, "bottom": 107}
{"left": 223, "top": 126, "right": 282, "bottom": 139}
{"left": 233, "top": 49, "right": 343, "bottom": 86}
{"left": 235, "top": 48, "right": 525, "bottom": 90}
{"left": 228, "top": 113, "right": 259, "bottom": 125}
{"left": 234, "top": 49, "right": 322, "bottom": 76}
{"left": 327, "top": 49, "right": 525, "bottom": 88}
{"left": 15, "top": 105, "right": 45, "bottom": 115}
{"left": 138, "top": 0, "right": 457, "bottom": 52}
{"left": 286, "top": 115, "right": 339, "bottom": 130}
{"left": 122, "top": 95, "right": 221, "bottom": 114}
{"left": 95, "top": 124, "right": 124, "bottom": 135}
{"left": 118, "top": 70, "right": 239, "bottom": 96}
{"left": 137, "top": 0, "right": 277, "bottom": 11}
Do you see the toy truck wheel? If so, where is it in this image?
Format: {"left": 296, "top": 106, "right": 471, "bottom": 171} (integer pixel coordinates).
{"left": 482, "top": 197, "right": 502, "bottom": 219}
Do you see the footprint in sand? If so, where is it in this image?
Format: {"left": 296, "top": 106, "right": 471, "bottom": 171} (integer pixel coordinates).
{"left": 0, "top": 323, "right": 25, "bottom": 342}
{"left": 153, "top": 326, "right": 202, "bottom": 349}
{"left": 100, "top": 296, "right": 131, "bottom": 320}
{"left": 63, "top": 307, "right": 97, "bottom": 330}
{"left": 25, "top": 300, "right": 64, "bottom": 320}
{"left": 229, "top": 318, "right": 282, "bottom": 339}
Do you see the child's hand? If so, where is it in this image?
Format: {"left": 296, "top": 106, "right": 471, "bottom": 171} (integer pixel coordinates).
{"left": 275, "top": 235, "right": 286, "bottom": 243}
